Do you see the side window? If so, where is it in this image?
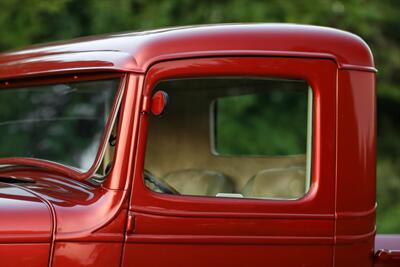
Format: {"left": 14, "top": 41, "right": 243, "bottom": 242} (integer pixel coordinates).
{"left": 144, "top": 77, "right": 313, "bottom": 200}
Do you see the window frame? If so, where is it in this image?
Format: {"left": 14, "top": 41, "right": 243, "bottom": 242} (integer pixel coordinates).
{"left": 131, "top": 56, "right": 337, "bottom": 218}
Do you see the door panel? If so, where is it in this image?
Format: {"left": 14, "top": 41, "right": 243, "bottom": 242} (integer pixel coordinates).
{"left": 52, "top": 242, "right": 122, "bottom": 267}
{"left": 124, "top": 244, "right": 332, "bottom": 267}
{"left": 123, "top": 57, "right": 337, "bottom": 267}
{"left": 0, "top": 244, "right": 50, "bottom": 267}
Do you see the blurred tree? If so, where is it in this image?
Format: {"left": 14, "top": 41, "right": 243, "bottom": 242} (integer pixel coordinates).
{"left": 1, "top": 0, "right": 398, "bottom": 101}
{"left": 0, "top": 0, "right": 69, "bottom": 48}
{"left": 0, "top": 0, "right": 398, "bottom": 232}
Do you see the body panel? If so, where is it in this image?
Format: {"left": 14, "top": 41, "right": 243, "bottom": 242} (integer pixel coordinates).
{"left": 124, "top": 244, "right": 332, "bottom": 267}
{"left": 52, "top": 242, "right": 122, "bottom": 267}
{"left": 0, "top": 182, "right": 53, "bottom": 266}
{"left": 0, "top": 243, "right": 50, "bottom": 267}
{"left": 335, "top": 70, "right": 376, "bottom": 267}
{"left": 2, "top": 169, "right": 128, "bottom": 241}
{"left": 0, "top": 169, "right": 128, "bottom": 266}
{"left": 0, "top": 182, "right": 53, "bottom": 242}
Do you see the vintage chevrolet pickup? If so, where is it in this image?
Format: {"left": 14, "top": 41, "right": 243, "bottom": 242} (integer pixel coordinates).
{"left": 0, "top": 24, "right": 398, "bottom": 267}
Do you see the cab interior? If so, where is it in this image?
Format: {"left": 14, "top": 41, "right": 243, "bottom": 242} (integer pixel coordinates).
{"left": 143, "top": 77, "right": 312, "bottom": 200}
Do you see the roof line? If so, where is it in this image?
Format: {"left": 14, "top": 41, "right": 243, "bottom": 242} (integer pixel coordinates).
{"left": 0, "top": 50, "right": 376, "bottom": 81}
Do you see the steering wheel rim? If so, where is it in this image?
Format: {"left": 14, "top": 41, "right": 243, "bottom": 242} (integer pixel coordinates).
{"left": 144, "top": 170, "right": 179, "bottom": 195}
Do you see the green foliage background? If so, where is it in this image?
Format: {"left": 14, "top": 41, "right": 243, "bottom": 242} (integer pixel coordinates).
{"left": 0, "top": 0, "right": 398, "bottom": 233}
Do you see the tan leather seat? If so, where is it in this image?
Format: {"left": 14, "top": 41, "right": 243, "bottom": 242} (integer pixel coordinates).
{"left": 162, "top": 169, "right": 234, "bottom": 196}
{"left": 242, "top": 167, "right": 306, "bottom": 199}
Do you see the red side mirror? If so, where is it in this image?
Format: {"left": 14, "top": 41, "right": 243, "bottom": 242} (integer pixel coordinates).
{"left": 151, "top": 90, "right": 169, "bottom": 116}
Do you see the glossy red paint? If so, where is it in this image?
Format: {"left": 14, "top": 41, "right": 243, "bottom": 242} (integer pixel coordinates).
{"left": 334, "top": 69, "right": 377, "bottom": 266}
{"left": 0, "top": 183, "right": 52, "bottom": 243}
{"left": 0, "top": 169, "right": 127, "bottom": 240}
{"left": 52, "top": 242, "right": 123, "bottom": 267}
{"left": 0, "top": 182, "right": 53, "bottom": 266}
{"left": 0, "top": 244, "right": 50, "bottom": 267}
{"left": 0, "top": 24, "right": 389, "bottom": 267}
{"left": 0, "top": 24, "right": 374, "bottom": 81}
{"left": 0, "top": 168, "right": 128, "bottom": 266}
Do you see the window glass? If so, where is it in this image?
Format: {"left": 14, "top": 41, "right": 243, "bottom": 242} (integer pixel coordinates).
{"left": 144, "top": 77, "right": 313, "bottom": 200}
{"left": 214, "top": 88, "right": 309, "bottom": 156}
{"left": 0, "top": 79, "right": 119, "bottom": 171}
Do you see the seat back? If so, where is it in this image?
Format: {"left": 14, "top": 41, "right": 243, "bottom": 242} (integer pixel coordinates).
{"left": 242, "top": 167, "right": 306, "bottom": 199}
{"left": 162, "top": 169, "right": 234, "bottom": 196}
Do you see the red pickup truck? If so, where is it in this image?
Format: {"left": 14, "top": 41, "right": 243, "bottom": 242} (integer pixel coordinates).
{"left": 0, "top": 24, "right": 397, "bottom": 267}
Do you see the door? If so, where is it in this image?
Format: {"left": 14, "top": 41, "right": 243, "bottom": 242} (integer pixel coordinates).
{"left": 122, "top": 57, "right": 337, "bottom": 267}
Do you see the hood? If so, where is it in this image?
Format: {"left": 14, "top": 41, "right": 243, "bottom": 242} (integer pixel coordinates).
{"left": 0, "top": 168, "right": 126, "bottom": 242}
{"left": 0, "top": 182, "right": 53, "bottom": 243}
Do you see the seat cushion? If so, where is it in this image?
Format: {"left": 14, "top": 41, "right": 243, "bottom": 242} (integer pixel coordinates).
{"left": 162, "top": 169, "right": 234, "bottom": 196}
{"left": 242, "top": 167, "right": 306, "bottom": 199}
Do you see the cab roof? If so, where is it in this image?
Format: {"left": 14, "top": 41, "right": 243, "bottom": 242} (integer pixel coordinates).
{"left": 0, "top": 24, "right": 375, "bottom": 80}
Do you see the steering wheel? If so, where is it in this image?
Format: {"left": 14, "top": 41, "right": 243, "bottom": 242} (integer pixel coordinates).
{"left": 144, "top": 170, "right": 179, "bottom": 195}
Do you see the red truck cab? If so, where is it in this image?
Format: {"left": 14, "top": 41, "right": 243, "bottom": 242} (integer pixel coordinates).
{"left": 0, "top": 24, "right": 397, "bottom": 267}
